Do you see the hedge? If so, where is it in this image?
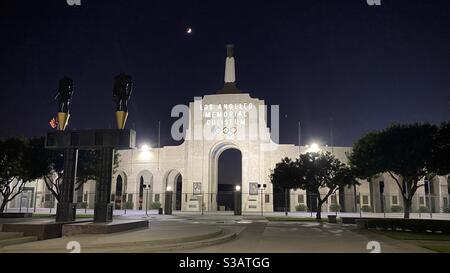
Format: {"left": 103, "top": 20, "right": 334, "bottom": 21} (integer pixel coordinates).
{"left": 364, "top": 218, "right": 450, "bottom": 233}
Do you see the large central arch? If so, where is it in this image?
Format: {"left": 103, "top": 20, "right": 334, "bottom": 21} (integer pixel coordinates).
{"left": 209, "top": 141, "right": 243, "bottom": 212}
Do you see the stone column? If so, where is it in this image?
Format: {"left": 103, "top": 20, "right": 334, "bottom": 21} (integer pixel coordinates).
{"left": 56, "top": 148, "right": 78, "bottom": 222}
{"left": 94, "top": 147, "right": 114, "bottom": 223}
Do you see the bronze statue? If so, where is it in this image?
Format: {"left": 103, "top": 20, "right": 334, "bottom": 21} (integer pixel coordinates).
{"left": 54, "top": 76, "right": 74, "bottom": 131}
{"left": 113, "top": 73, "right": 132, "bottom": 112}
{"left": 113, "top": 73, "right": 132, "bottom": 129}
{"left": 54, "top": 76, "right": 74, "bottom": 113}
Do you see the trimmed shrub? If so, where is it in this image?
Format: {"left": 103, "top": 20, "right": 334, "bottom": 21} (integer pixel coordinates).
{"left": 443, "top": 205, "right": 450, "bottom": 213}
{"left": 295, "top": 204, "right": 307, "bottom": 211}
{"left": 361, "top": 205, "right": 372, "bottom": 212}
{"left": 390, "top": 205, "right": 403, "bottom": 212}
{"left": 364, "top": 218, "right": 450, "bottom": 234}
{"left": 419, "top": 206, "right": 430, "bottom": 213}
{"left": 329, "top": 204, "right": 340, "bottom": 212}
{"left": 151, "top": 202, "right": 161, "bottom": 209}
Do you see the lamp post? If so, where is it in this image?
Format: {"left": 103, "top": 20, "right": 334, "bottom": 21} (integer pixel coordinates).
{"left": 84, "top": 191, "right": 88, "bottom": 214}
{"left": 258, "top": 184, "right": 267, "bottom": 216}
{"left": 33, "top": 188, "right": 38, "bottom": 213}
{"left": 143, "top": 184, "right": 151, "bottom": 217}
{"left": 201, "top": 191, "right": 204, "bottom": 216}
{"left": 234, "top": 185, "right": 242, "bottom": 216}
{"left": 426, "top": 180, "right": 433, "bottom": 219}
{"left": 165, "top": 186, "right": 173, "bottom": 215}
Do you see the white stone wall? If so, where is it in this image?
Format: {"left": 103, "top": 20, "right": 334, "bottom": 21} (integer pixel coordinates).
{"left": 4, "top": 93, "right": 449, "bottom": 214}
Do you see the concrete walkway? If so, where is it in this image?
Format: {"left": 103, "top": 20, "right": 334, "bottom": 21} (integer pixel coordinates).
{"left": 0, "top": 222, "right": 240, "bottom": 253}
{"left": 0, "top": 214, "right": 436, "bottom": 253}
{"left": 170, "top": 221, "right": 432, "bottom": 253}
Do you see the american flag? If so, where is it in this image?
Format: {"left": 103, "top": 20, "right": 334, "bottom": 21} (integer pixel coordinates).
{"left": 49, "top": 117, "right": 58, "bottom": 129}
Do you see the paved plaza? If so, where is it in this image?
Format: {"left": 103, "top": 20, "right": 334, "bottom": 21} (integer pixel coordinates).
{"left": 0, "top": 211, "right": 442, "bottom": 253}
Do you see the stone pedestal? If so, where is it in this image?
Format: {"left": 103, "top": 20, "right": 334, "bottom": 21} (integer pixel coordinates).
{"left": 56, "top": 203, "right": 77, "bottom": 222}
{"left": 94, "top": 147, "right": 114, "bottom": 223}
{"left": 94, "top": 203, "right": 114, "bottom": 223}
{"left": 56, "top": 148, "right": 78, "bottom": 222}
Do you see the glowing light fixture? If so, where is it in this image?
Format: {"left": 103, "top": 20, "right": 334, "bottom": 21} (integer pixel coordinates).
{"left": 141, "top": 144, "right": 150, "bottom": 152}
{"left": 235, "top": 185, "right": 241, "bottom": 191}
{"left": 166, "top": 186, "right": 173, "bottom": 192}
{"left": 139, "top": 144, "right": 152, "bottom": 160}
{"left": 306, "top": 143, "right": 321, "bottom": 153}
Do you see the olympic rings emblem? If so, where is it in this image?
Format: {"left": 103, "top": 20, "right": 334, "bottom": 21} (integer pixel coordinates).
{"left": 222, "top": 127, "right": 237, "bottom": 136}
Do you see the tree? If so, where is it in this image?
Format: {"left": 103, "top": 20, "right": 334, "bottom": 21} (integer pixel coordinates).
{"left": 431, "top": 122, "right": 450, "bottom": 176}
{"left": 348, "top": 123, "right": 446, "bottom": 218}
{"left": 0, "top": 137, "right": 50, "bottom": 212}
{"left": 270, "top": 157, "right": 302, "bottom": 216}
{"left": 42, "top": 151, "right": 64, "bottom": 202}
{"left": 43, "top": 148, "right": 121, "bottom": 202}
{"left": 0, "top": 138, "right": 27, "bottom": 212}
{"left": 76, "top": 150, "right": 121, "bottom": 190}
{"left": 297, "top": 152, "right": 358, "bottom": 220}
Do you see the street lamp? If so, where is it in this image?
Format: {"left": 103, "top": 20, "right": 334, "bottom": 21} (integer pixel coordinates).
{"left": 139, "top": 144, "right": 152, "bottom": 160}
{"left": 425, "top": 180, "right": 433, "bottom": 219}
{"left": 234, "top": 185, "right": 242, "bottom": 216}
{"left": 258, "top": 184, "right": 267, "bottom": 216}
{"left": 143, "top": 184, "right": 151, "bottom": 216}
{"left": 165, "top": 186, "right": 173, "bottom": 215}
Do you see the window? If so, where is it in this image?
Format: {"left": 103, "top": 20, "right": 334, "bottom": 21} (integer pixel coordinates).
{"left": 392, "top": 196, "right": 398, "bottom": 205}
{"left": 362, "top": 195, "right": 369, "bottom": 205}
{"left": 298, "top": 194, "right": 304, "bottom": 204}
{"left": 265, "top": 194, "right": 270, "bottom": 203}
{"left": 443, "top": 197, "right": 448, "bottom": 206}
{"left": 155, "top": 194, "right": 160, "bottom": 202}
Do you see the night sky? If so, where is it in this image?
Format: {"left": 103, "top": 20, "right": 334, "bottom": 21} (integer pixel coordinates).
{"left": 1, "top": 0, "right": 449, "bottom": 148}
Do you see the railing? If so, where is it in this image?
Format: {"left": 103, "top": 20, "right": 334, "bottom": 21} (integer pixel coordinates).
{"left": 3, "top": 191, "right": 450, "bottom": 216}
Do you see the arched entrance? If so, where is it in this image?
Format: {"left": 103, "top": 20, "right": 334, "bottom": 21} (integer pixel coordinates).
{"left": 209, "top": 142, "right": 243, "bottom": 212}
{"left": 115, "top": 175, "right": 123, "bottom": 209}
{"left": 112, "top": 171, "right": 127, "bottom": 210}
{"left": 164, "top": 170, "right": 182, "bottom": 211}
{"left": 136, "top": 170, "right": 153, "bottom": 211}
{"left": 217, "top": 148, "right": 242, "bottom": 211}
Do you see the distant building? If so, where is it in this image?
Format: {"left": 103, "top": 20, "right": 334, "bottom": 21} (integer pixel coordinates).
{"left": 3, "top": 46, "right": 449, "bottom": 214}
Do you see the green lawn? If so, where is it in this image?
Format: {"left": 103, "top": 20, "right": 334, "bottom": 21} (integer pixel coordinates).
{"left": 32, "top": 214, "right": 56, "bottom": 218}
{"left": 421, "top": 245, "right": 450, "bottom": 253}
{"left": 266, "top": 216, "right": 324, "bottom": 222}
{"left": 372, "top": 230, "right": 450, "bottom": 241}
{"left": 32, "top": 214, "right": 94, "bottom": 219}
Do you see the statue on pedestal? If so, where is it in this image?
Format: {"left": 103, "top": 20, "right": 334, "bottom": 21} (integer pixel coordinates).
{"left": 54, "top": 76, "right": 74, "bottom": 131}
{"left": 113, "top": 73, "right": 133, "bottom": 129}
